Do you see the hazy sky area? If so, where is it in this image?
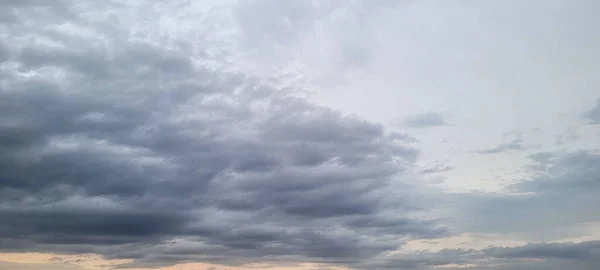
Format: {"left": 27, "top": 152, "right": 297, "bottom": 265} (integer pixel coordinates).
{"left": 1, "top": 0, "right": 599, "bottom": 270}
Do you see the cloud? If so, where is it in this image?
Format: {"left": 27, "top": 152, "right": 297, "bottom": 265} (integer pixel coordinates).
{"left": 0, "top": 1, "right": 443, "bottom": 268}
{"left": 402, "top": 112, "right": 448, "bottom": 128}
{"left": 583, "top": 98, "right": 600, "bottom": 124}
{"left": 2, "top": 1, "right": 599, "bottom": 270}
{"left": 0, "top": 0, "right": 75, "bottom": 25}
{"left": 554, "top": 132, "right": 578, "bottom": 146}
{"left": 389, "top": 132, "right": 419, "bottom": 143}
{"left": 483, "top": 240, "right": 600, "bottom": 261}
{"left": 474, "top": 134, "right": 535, "bottom": 154}
{"left": 355, "top": 240, "right": 600, "bottom": 270}
{"left": 446, "top": 150, "right": 600, "bottom": 240}
{"left": 419, "top": 161, "right": 455, "bottom": 174}
{"left": 356, "top": 248, "right": 482, "bottom": 270}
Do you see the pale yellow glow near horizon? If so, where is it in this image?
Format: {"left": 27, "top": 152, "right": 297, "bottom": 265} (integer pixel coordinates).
{"left": 0, "top": 253, "right": 349, "bottom": 270}
{"left": 0, "top": 253, "right": 130, "bottom": 270}
{"left": 2, "top": 226, "right": 599, "bottom": 270}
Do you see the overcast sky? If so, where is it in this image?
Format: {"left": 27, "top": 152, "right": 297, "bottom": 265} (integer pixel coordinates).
{"left": 1, "top": 1, "right": 599, "bottom": 270}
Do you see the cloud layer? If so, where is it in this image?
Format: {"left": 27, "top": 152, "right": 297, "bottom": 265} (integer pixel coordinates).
{"left": 1, "top": 1, "right": 599, "bottom": 270}
{"left": 0, "top": 0, "right": 443, "bottom": 268}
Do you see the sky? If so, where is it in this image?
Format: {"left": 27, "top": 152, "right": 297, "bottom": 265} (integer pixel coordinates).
{"left": 0, "top": 0, "right": 599, "bottom": 270}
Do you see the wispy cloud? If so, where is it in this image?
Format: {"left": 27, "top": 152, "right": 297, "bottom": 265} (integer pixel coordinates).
{"left": 402, "top": 112, "right": 448, "bottom": 128}
{"left": 583, "top": 98, "right": 600, "bottom": 124}
{"left": 475, "top": 134, "right": 536, "bottom": 154}
{"left": 420, "top": 162, "right": 455, "bottom": 174}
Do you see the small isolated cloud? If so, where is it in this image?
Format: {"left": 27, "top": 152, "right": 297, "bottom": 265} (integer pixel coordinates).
{"left": 402, "top": 112, "right": 448, "bottom": 128}
{"left": 420, "top": 162, "right": 455, "bottom": 174}
{"left": 583, "top": 98, "right": 600, "bottom": 124}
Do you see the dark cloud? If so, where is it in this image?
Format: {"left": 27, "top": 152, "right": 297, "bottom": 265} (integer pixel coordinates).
{"left": 583, "top": 98, "right": 600, "bottom": 124}
{"left": 0, "top": 208, "right": 186, "bottom": 245}
{"left": 402, "top": 112, "right": 447, "bottom": 128}
{"left": 0, "top": 1, "right": 441, "bottom": 268}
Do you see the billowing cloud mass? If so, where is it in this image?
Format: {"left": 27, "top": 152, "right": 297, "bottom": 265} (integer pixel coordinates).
{"left": 0, "top": 0, "right": 438, "bottom": 268}
{"left": 1, "top": 1, "right": 599, "bottom": 270}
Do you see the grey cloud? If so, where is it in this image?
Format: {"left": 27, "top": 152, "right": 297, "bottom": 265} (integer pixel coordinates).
{"left": 0, "top": 208, "right": 187, "bottom": 245}
{"left": 445, "top": 150, "right": 600, "bottom": 240}
{"left": 583, "top": 98, "right": 600, "bottom": 124}
{"left": 475, "top": 134, "right": 534, "bottom": 154}
{"left": 402, "top": 112, "right": 448, "bottom": 128}
{"left": 3, "top": 1, "right": 600, "bottom": 270}
{"left": 513, "top": 150, "right": 600, "bottom": 193}
{"left": 0, "top": 42, "right": 9, "bottom": 63}
{"left": 0, "top": 2, "right": 442, "bottom": 268}
{"left": 453, "top": 260, "right": 600, "bottom": 270}
{"left": 484, "top": 240, "right": 600, "bottom": 261}
{"left": 355, "top": 248, "right": 482, "bottom": 270}
{"left": 554, "top": 132, "right": 578, "bottom": 145}
{"left": 419, "top": 161, "right": 455, "bottom": 174}
{"left": 0, "top": 0, "right": 74, "bottom": 25}
{"left": 357, "top": 241, "right": 600, "bottom": 270}
{"left": 389, "top": 132, "right": 419, "bottom": 143}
